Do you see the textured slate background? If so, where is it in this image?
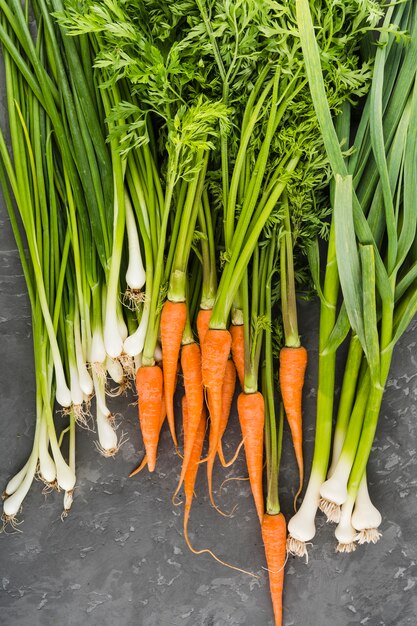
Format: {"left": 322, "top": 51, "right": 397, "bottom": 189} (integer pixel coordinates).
{"left": 1, "top": 63, "right": 417, "bottom": 626}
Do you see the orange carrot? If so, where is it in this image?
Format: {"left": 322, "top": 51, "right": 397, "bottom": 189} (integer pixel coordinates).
{"left": 160, "top": 300, "right": 187, "bottom": 448}
{"left": 196, "top": 308, "right": 212, "bottom": 345}
{"left": 230, "top": 323, "right": 245, "bottom": 388}
{"left": 217, "top": 358, "right": 237, "bottom": 465}
{"left": 183, "top": 398, "right": 206, "bottom": 540}
{"left": 262, "top": 512, "right": 287, "bottom": 626}
{"left": 237, "top": 391, "right": 265, "bottom": 524}
{"left": 201, "top": 329, "right": 232, "bottom": 467}
{"left": 135, "top": 365, "right": 164, "bottom": 472}
{"left": 174, "top": 342, "right": 204, "bottom": 497}
{"left": 130, "top": 394, "right": 166, "bottom": 477}
{"left": 183, "top": 397, "right": 257, "bottom": 578}
{"left": 279, "top": 346, "right": 307, "bottom": 503}
{"left": 207, "top": 358, "right": 236, "bottom": 511}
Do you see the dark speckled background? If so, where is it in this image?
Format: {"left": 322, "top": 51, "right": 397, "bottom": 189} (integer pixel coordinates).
{"left": 1, "top": 59, "right": 417, "bottom": 626}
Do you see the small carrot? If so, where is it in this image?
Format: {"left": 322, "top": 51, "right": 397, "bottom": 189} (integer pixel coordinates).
{"left": 217, "top": 358, "right": 238, "bottom": 467}
{"left": 183, "top": 398, "right": 257, "bottom": 578}
{"left": 207, "top": 358, "right": 236, "bottom": 511}
{"left": 201, "top": 329, "right": 232, "bottom": 467}
{"left": 174, "top": 341, "right": 204, "bottom": 497}
{"left": 160, "top": 300, "right": 187, "bottom": 448}
{"left": 279, "top": 345, "right": 307, "bottom": 504}
{"left": 237, "top": 390, "right": 265, "bottom": 524}
{"left": 230, "top": 323, "right": 245, "bottom": 388}
{"left": 262, "top": 512, "right": 287, "bottom": 626}
{"left": 183, "top": 397, "right": 206, "bottom": 542}
{"left": 196, "top": 308, "right": 212, "bottom": 345}
{"left": 135, "top": 365, "right": 164, "bottom": 472}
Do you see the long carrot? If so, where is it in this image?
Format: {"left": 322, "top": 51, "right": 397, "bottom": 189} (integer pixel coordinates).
{"left": 174, "top": 341, "right": 204, "bottom": 497}
{"left": 207, "top": 358, "right": 236, "bottom": 511}
{"left": 216, "top": 359, "right": 241, "bottom": 468}
{"left": 160, "top": 300, "right": 187, "bottom": 448}
{"left": 230, "top": 323, "right": 245, "bottom": 388}
{"left": 183, "top": 397, "right": 206, "bottom": 542}
{"left": 262, "top": 512, "right": 287, "bottom": 626}
{"left": 279, "top": 345, "right": 307, "bottom": 504}
{"left": 135, "top": 365, "right": 164, "bottom": 472}
{"left": 201, "top": 329, "right": 232, "bottom": 464}
{"left": 130, "top": 392, "right": 167, "bottom": 477}
{"left": 237, "top": 390, "right": 265, "bottom": 524}
{"left": 183, "top": 399, "right": 256, "bottom": 577}
{"left": 196, "top": 308, "right": 212, "bottom": 345}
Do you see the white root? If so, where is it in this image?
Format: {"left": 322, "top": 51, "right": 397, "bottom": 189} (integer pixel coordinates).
{"left": 319, "top": 498, "right": 341, "bottom": 523}
{"left": 351, "top": 474, "right": 382, "bottom": 544}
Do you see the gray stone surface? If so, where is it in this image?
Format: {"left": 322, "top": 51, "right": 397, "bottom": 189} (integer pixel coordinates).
{"left": 1, "top": 66, "right": 417, "bottom": 626}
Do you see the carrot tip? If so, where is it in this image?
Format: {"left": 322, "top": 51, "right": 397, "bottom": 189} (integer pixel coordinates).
{"left": 129, "top": 455, "right": 148, "bottom": 477}
{"left": 318, "top": 498, "right": 341, "bottom": 523}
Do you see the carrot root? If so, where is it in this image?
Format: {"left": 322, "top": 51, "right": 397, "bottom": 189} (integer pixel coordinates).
{"left": 262, "top": 512, "right": 287, "bottom": 626}
{"left": 135, "top": 365, "right": 164, "bottom": 472}
{"left": 160, "top": 300, "right": 187, "bottom": 448}
{"left": 237, "top": 391, "right": 265, "bottom": 524}
{"left": 173, "top": 342, "right": 204, "bottom": 498}
{"left": 230, "top": 323, "right": 245, "bottom": 388}
{"left": 279, "top": 345, "right": 307, "bottom": 508}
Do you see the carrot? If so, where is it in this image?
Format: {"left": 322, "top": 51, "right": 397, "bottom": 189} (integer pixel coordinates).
{"left": 230, "top": 323, "right": 245, "bottom": 388}
{"left": 237, "top": 390, "right": 265, "bottom": 524}
{"left": 174, "top": 341, "right": 204, "bottom": 497}
{"left": 130, "top": 393, "right": 166, "bottom": 477}
{"left": 207, "top": 358, "right": 236, "bottom": 512}
{"left": 217, "top": 358, "right": 237, "bottom": 467}
{"left": 135, "top": 365, "right": 164, "bottom": 472}
{"left": 279, "top": 345, "right": 307, "bottom": 504}
{"left": 262, "top": 512, "right": 287, "bottom": 626}
{"left": 201, "top": 329, "right": 232, "bottom": 467}
{"left": 160, "top": 300, "right": 187, "bottom": 448}
{"left": 196, "top": 308, "right": 212, "bottom": 345}
{"left": 183, "top": 397, "right": 256, "bottom": 578}
{"left": 183, "top": 397, "right": 206, "bottom": 541}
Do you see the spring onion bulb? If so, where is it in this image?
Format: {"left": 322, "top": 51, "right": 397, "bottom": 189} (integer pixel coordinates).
{"left": 96, "top": 403, "right": 119, "bottom": 456}
{"left": 335, "top": 496, "right": 356, "bottom": 553}
{"left": 287, "top": 478, "right": 322, "bottom": 558}
{"left": 3, "top": 460, "right": 30, "bottom": 497}
{"left": 318, "top": 460, "right": 351, "bottom": 516}
{"left": 125, "top": 193, "right": 146, "bottom": 292}
{"left": 55, "top": 368, "right": 72, "bottom": 408}
{"left": 106, "top": 356, "right": 124, "bottom": 385}
{"left": 63, "top": 490, "right": 74, "bottom": 515}
{"left": 352, "top": 475, "right": 382, "bottom": 544}
{"left": 74, "top": 317, "right": 93, "bottom": 396}
{"left": 104, "top": 308, "right": 124, "bottom": 359}
{"left": 38, "top": 417, "right": 57, "bottom": 485}
{"left": 2, "top": 452, "right": 38, "bottom": 521}
{"left": 90, "top": 327, "right": 107, "bottom": 369}
{"left": 69, "top": 361, "right": 84, "bottom": 408}
{"left": 123, "top": 306, "right": 149, "bottom": 357}
{"left": 92, "top": 371, "right": 119, "bottom": 455}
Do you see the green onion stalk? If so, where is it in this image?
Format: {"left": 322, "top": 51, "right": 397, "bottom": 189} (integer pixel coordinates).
{"left": 289, "top": 0, "right": 417, "bottom": 556}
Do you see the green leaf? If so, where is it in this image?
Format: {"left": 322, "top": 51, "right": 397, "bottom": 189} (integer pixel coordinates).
{"left": 360, "top": 245, "right": 380, "bottom": 383}
{"left": 321, "top": 304, "right": 350, "bottom": 355}
{"left": 334, "top": 174, "right": 366, "bottom": 353}
{"left": 306, "top": 238, "right": 326, "bottom": 304}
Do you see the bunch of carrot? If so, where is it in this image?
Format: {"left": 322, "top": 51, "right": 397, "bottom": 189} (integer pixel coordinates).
{"left": 1, "top": 1, "right": 416, "bottom": 625}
